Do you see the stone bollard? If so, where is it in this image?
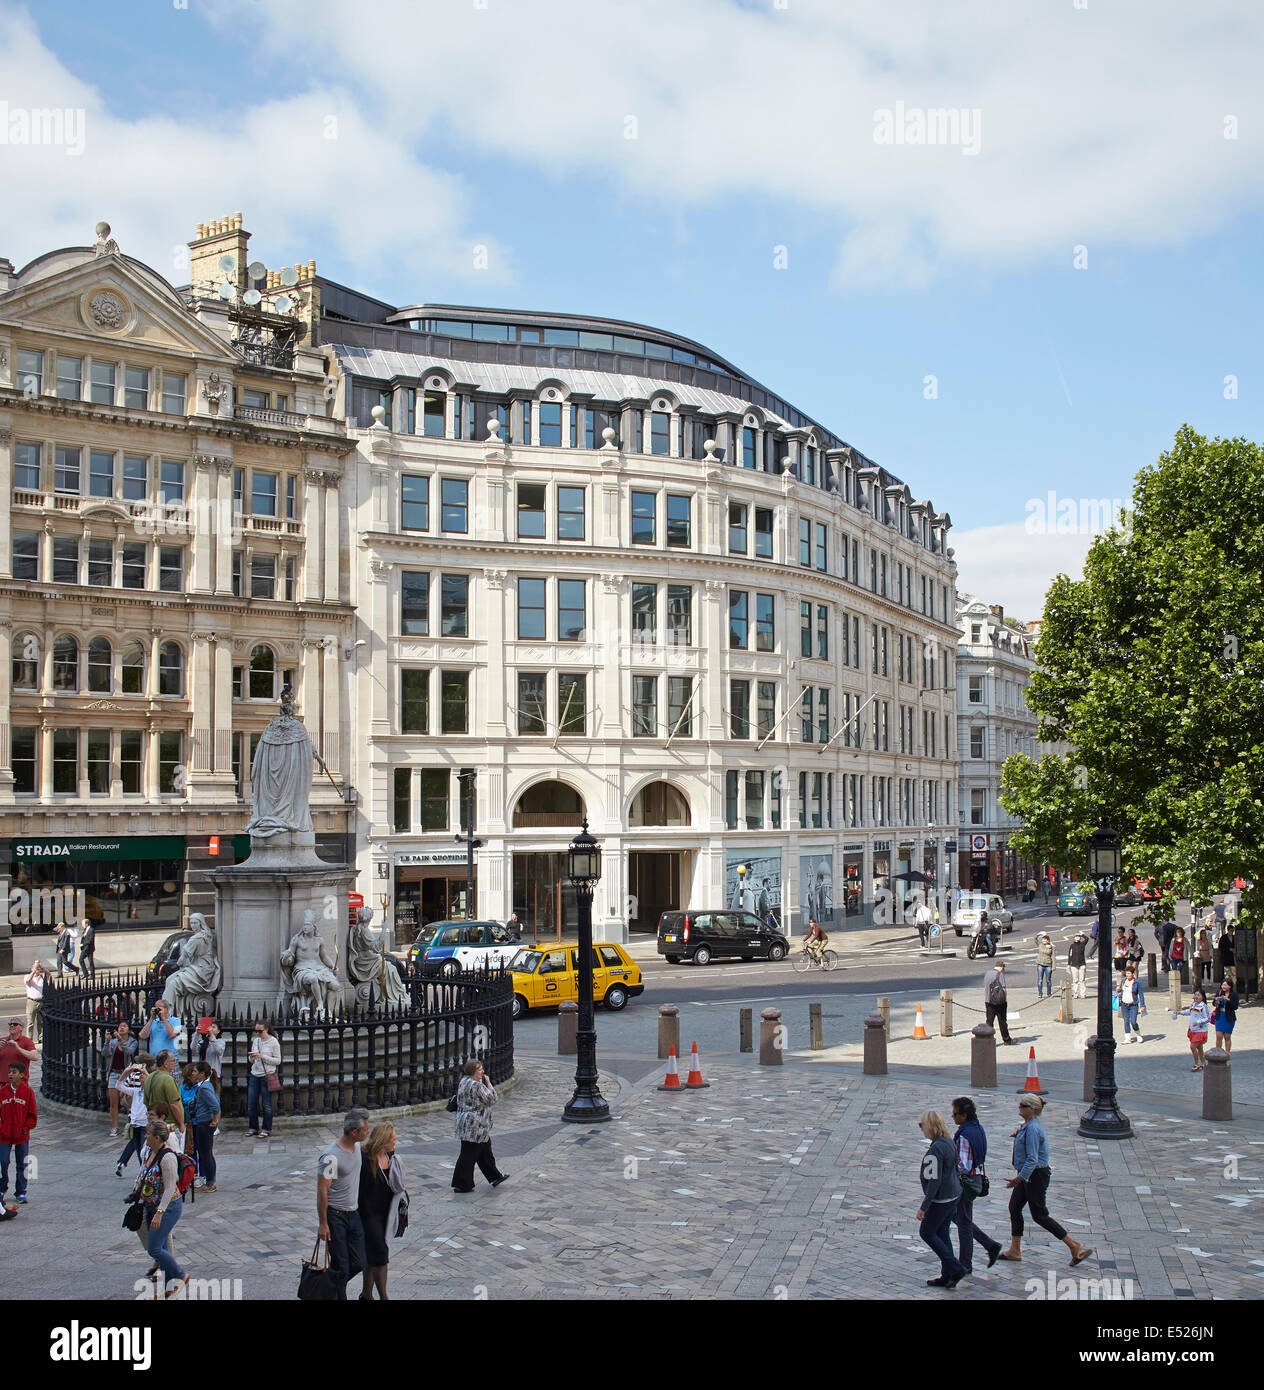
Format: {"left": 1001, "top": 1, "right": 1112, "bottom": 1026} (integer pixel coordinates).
{"left": 863, "top": 1013, "right": 888, "bottom": 1075}
{"left": 1083, "top": 1036, "right": 1099, "bottom": 1102}
{"left": 657, "top": 1003, "right": 680, "bottom": 1060}
{"left": 759, "top": 1007, "right": 784, "bottom": 1066}
{"left": 739, "top": 1007, "right": 753, "bottom": 1053}
{"left": 1203, "top": 1048, "right": 1232, "bottom": 1120}
{"left": 877, "top": 996, "right": 891, "bottom": 1041}
{"left": 558, "top": 999, "right": 579, "bottom": 1055}
{"left": 1146, "top": 952, "right": 1158, "bottom": 989}
{"left": 1060, "top": 979, "right": 1074, "bottom": 1025}
{"left": 1170, "top": 973, "right": 1183, "bottom": 1014}
{"left": 809, "top": 1001, "right": 824, "bottom": 1050}
{"left": 940, "top": 989, "right": 953, "bottom": 1037}
{"left": 1179, "top": 960, "right": 1190, "bottom": 990}
{"left": 970, "top": 1024, "right": 997, "bottom": 1088}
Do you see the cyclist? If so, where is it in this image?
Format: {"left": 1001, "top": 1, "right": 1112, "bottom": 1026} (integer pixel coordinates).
{"left": 805, "top": 918, "right": 829, "bottom": 964}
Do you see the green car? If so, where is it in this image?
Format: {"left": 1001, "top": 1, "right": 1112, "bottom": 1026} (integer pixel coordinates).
{"left": 1058, "top": 881, "right": 1099, "bottom": 916}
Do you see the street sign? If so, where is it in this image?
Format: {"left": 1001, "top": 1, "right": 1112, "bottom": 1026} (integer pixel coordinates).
{"left": 930, "top": 925, "right": 940, "bottom": 937}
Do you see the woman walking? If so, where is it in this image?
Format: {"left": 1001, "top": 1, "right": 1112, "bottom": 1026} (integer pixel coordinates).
{"left": 950, "top": 1097, "right": 1002, "bottom": 1275}
{"left": 1169, "top": 927, "right": 1186, "bottom": 976}
{"left": 1034, "top": 933, "right": 1054, "bottom": 999}
{"left": 1186, "top": 990, "right": 1211, "bottom": 1071}
{"left": 915, "top": 1110, "right": 966, "bottom": 1288}
{"left": 136, "top": 1118, "right": 187, "bottom": 1296}
{"left": 1124, "top": 928, "right": 1144, "bottom": 971}
{"left": 1193, "top": 929, "right": 1212, "bottom": 990}
{"left": 101, "top": 1021, "right": 138, "bottom": 1136}
{"left": 451, "top": 1059, "right": 508, "bottom": 1193}
{"left": 1210, "top": 983, "right": 1237, "bottom": 1057}
{"left": 1114, "top": 965, "right": 1146, "bottom": 1043}
{"left": 1111, "top": 928, "right": 1128, "bottom": 974}
{"left": 998, "top": 1097, "right": 1093, "bottom": 1267}
{"left": 358, "top": 1121, "right": 407, "bottom": 1299}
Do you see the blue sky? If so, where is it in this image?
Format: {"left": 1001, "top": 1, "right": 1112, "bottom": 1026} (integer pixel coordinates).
{"left": 4, "top": 0, "right": 1262, "bottom": 619}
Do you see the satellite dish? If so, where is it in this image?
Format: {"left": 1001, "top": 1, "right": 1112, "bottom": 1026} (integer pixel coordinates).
{"left": 246, "top": 260, "right": 267, "bottom": 282}
{"left": 217, "top": 281, "right": 236, "bottom": 301}
{"left": 274, "top": 294, "right": 293, "bottom": 313}
{"left": 279, "top": 266, "right": 299, "bottom": 287}
{"left": 218, "top": 253, "right": 236, "bottom": 273}
{"left": 242, "top": 288, "right": 262, "bottom": 307}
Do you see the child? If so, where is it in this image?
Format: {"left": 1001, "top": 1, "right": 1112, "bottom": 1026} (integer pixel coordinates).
{"left": 116, "top": 1054, "right": 154, "bottom": 1177}
{"left": 0, "top": 1061, "right": 38, "bottom": 1206}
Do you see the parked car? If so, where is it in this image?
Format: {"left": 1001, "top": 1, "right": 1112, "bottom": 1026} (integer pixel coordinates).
{"left": 1058, "top": 881, "right": 1099, "bottom": 916}
{"left": 1114, "top": 880, "right": 1142, "bottom": 906}
{"left": 951, "top": 893, "right": 1013, "bottom": 937}
{"left": 507, "top": 942, "right": 644, "bottom": 1019}
{"left": 655, "top": 910, "right": 790, "bottom": 965}
{"left": 407, "top": 919, "right": 524, "bottom": 977}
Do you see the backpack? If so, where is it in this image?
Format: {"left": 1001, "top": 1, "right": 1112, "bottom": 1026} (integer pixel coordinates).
{"left": 986, "top": 972, "right": 1006, "bottom": 1006}
{"left": 139, "top": 1149, "right": 197, "bottom": 1206}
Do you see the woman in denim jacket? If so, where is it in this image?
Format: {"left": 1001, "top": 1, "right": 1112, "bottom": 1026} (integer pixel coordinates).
{"left": 998, "top": 1097, "right": 1093, "bottom": 1267}
{"left": 915, "top": 1110, "right": 966, "bottom": 1288}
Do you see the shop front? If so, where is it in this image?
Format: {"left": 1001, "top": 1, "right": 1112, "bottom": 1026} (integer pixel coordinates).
{"left": 394, "top": 848, "right": 478, "bottom": 945}
{"left": 842, "top": 845, "right": 864, "bottom": 918}
{"left": 512, "top": 851, "right": 575, "bottom": 944}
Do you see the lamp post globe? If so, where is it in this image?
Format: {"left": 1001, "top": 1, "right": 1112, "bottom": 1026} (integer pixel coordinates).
{"left": 562, "top": 818, "right": 610, "bottom": 1123}
{"left": 1078, "top": 825, "right": 1132, "bottom": 1139}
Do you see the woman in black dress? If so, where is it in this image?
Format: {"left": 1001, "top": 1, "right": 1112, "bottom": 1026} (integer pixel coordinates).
{"left": 357, "top": 1122, "right": 407, "bottom": 1300}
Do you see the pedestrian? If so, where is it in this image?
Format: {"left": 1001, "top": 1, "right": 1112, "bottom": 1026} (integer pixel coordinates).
{"left": 914, "top": 897, "right": 933, "bottom": 948}
{"left": 1114, "top": 964, "right": 1146, "bottom": 1043}
{"left": 1210, "top": 981, "right": 1238, "bottom": 1056}
{"left": 142, "top": 1050, "right": 185, "bottom": 1136}
{"left": 101, "top": 1020, "right": 138, "bottom": 1136}
{"left": 950, "top": 1096, "right": 1002, "bottom": 1275}
{"left": 116, "top": 1055, "right": 153, "bottom": 1176}
{"left": 188, "top": 1061, "right": 220, "bottom": 1192}
{"left": 1217, "top": 924, "right": 1237, "bottom": 989}
{"left": 358, "top": 1121, "right": 406, "bottom": 1300}
{"left": 79, "top": 918, "right": 97, "bottom": 980}
{"left": 197, "top": 1019, "right": 224, "bottom": 1100}
{"left": 1194, "top": 928, "right": 1213, "bottom": 990}
{"left": 23, "top": 963, "right": 46, "bottom": 1046}
{"left": 915, "top": 1109, "right": 966, "bottom": 1288}
{"left": 137, "top": 1119, "right": 188, "bottom": 1297}
{"left": 982, "top": 961, "right": 1016, "bottom": 1045}
{"left": 1086, "top": 917, "right": 1099, "bottom": 960}
{"left": 1034, "top": 932, "right": 1055, "bottom": 999}
{"left": 139, "top": 999, "right": 183, "bottom": 1060}
{"left": 178, "top": 1063, "right": 200, "bottom": 1166}
{"left": 1111, "top": 928, "right": 1128, "bottom": 974}
{"left": 1156, "top": 919, "right": 1176, "bottom": 973}
{"left": 452, "top": 1058, "right": 509, "bottom": 1192}
{"left": 1124, "top": 928, "right": 1144, "bottom": 971}
{"left": 1185, "top": 990, "right": 1211, "bottom": 1072}
{"left": 1041, "top": 876, "right": 1049, "bottom": 904}
{"left": 0, "top": 1062, "right": 37, "bottom": 1207}
{"left": 1170, "top": 927, "right": 1186, "bottom": 976}
{"left": 54, "top": 921, "right": 78, "bottom": 977}
{"left": 247, "top": 1019, "right": 281, "bottom": 1137}
{"left": 1067, "top": 933, "right": 1088, "bottom": 999}
{"left": 317, "top": 1108, "right": 371, "bottom": 1300}
{"left": 0, "top": 1018, "right": 38, "bottom": 1080}
{"left": 998, "top": 1097, "right": 1093, "bottom": 1267}
{"left": 1025, "top": 877, "right": 1037, "bottom": 904}
{"left": 505, "top": 911, "right": 523, "bottom": 938}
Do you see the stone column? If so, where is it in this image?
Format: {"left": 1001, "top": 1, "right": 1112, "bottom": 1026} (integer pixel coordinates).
{"left": 190, "top": 456, "right": 215, "bottom": 591}
{"left": 0, "top": 428, "right": 11, "bottom": 576}
{"left": 323, "top": 471, "right": 340, "bottom": 602}
{"left": 366, "top": 561, "right": 392, "bottom": 741}
{"left": 0, "top": 625, "right": 11, "bottom": 793}
{"left": 302, "top": 467, "right": 326, "bottom": 602}
{"left": 39, "top": 719, "right": 54, "bottom": 800}
{"left": 213, "top": 459, "right": 234, "bottom": 595}
{"left": 482, "top": 568, "right": 509, "bottom": 740}
{"left": 145, "top": 721, "right": 161, "bottom": 800}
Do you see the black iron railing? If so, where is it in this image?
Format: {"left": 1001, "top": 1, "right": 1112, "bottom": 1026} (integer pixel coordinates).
{"left": 39, "top": 964, "right": 513, "bottom": 1117}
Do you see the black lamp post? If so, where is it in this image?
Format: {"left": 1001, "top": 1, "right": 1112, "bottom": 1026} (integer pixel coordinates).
{"left": 1078, "top": 825, "right": 1132, "bottom": 1139}
{"left": 562, "top": 819, "right": 610, "bottom": 1123}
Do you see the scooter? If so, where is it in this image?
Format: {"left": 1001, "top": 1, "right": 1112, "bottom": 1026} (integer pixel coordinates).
{"left": 967, "top": 917, "right": 997, "bottom": 959}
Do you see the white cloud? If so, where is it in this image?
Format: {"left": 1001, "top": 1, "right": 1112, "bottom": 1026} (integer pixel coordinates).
{"left": 951, "top": 522, "right": 1094, "bottom": 626}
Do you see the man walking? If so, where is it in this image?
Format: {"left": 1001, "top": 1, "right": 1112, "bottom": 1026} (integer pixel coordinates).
{"left": 79, "top": 917, "right": 97, "bottom": 981}
{"left": 0, "top": 1062, "right": 37, "bottom": 1207}
{"left": 317, "top": 1108, "right": 371, "bottom": 1300}
{"left": 914, "top": 896, "right": 933, "bottom": 948}
{"left": 982, "top": 961, "right": 1016, "bottom": 1044}
{"left": 1156, "top": 919, "right": 1176, "bottom": 973}
{"left": 1218, "top": 923, "right": 1237, "bottom": 989}
{"left": 54, "top": 921, "right": 78, "bottom": 977}
{"left": 1067, "top": 932, "right": 1088, "bottom": 999}
{"left": 1025, "top": 877, "right": 1037, "bottom": 904}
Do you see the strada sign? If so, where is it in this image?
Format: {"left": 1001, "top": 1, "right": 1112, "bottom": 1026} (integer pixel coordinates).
{"left": 9, "top": 836, "right": 185, "bottom": 862}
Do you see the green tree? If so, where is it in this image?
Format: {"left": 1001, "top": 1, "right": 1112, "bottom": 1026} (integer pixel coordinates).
{"left": 1001, "top": 426, "right": 1264, "bottom": 931}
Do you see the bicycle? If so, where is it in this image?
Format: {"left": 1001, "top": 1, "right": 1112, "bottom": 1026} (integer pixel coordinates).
{"left": 793, "top": 942, "right": 839, "bottom": 972}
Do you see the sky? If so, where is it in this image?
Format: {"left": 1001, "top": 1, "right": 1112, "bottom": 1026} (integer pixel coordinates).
{"left": 1, "top": 0, "right": 1260, "bottom": 622}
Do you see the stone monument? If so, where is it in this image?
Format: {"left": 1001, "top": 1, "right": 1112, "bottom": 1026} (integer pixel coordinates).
{"left": 348, "top": 906, "right": 409, "bottom": 1009}
{"left": 162, "top": 912, "right": 222, "bottom": 1019}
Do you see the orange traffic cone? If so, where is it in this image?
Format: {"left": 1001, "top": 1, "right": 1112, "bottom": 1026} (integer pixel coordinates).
{"left": 657, "top": 1046, "right": 681, "bottom": 1091}
{"left": 913, "top": 1003, "right": 929, "bottom": 1039}
{"left": 685, "top": 1041, "right": 710, "bottom": 1089}
{"left": 1018, "top": 1045, "right": 1047, "bottom": 1095}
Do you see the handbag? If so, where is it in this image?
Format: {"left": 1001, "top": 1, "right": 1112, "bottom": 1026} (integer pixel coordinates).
{"left": 961, "top": 1170, "right": 989, "bottom": 1200}
{"left": 446, "top": 1092, "right": 459, "bottom": 1113}
{"left": 266, "top": 1069, "right": 282, "bottom": 1094}
{"left": 298, "top": 1238, "right": 340, "bottom": 1301}
{"left": 122, "top": 1199, "right": 146, "bottom": 1231}
{"left": 395, "top": 1189, "right": 410, "bottom": 1239}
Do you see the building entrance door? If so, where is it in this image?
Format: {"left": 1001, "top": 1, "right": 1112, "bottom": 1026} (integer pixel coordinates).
{"left": 628, "top": 851, "right": 684, "bottom": 935}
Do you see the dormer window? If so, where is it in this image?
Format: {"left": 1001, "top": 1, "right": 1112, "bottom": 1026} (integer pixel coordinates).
{"left": 539, "top": 401, "right": 563, "bottom": 447}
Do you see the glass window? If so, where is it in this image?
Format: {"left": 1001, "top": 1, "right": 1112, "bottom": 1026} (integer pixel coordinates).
{"left": 422, "top": 390, "right": 445, "bottom": 437}
{"left": 159, "top": 730, "right": 183, "bottom": 794}
{"left": 631, "top": 583, "right": 657, "bottom": 642}
{"left": 13, "top": 533, "right": 39, "bottom": 581}
{"left": 401, "top": 572, "right": 429, "bottom": 635}
{"left": 12, "top": 632, "right": 39, "bottom": 688}
{"left": 730, "top": 679, "right": 751, "bottom": 738}
{"left": 56, "top": 355, "right": 82, "bottom": 400}
{"left": 441, "top": 573, "right": 468, "bottom": 636}
{"left": 578, "top": 330, "right": 614, "bottom": 350}
{"left": 520, "top": 401, "right": 531, "bottom": 445}
{"left": 441, "top": 671, "right": 469, "bottom": 733}
{"left": 285, "top": 475, "right": 297, "bottom": 520}
{"left": 122, "top": 455, "right": 147, "bottom": 501}
{"left": 90, "top": 360, "right": 116, "bottom": 404}
{"left": 627, "top": 411, "right": 642, "bottom": 454}
{"left": 584, "top": 408, "right": 620, "bottom": 450}
{"left": 53, "top": 537, "right": 80, "bottom": 584}
{"left": 517, "top": 673, "right": 547, "bottom": 734}
{"left": 970, "top": 727, "right": 984, "bottom": 759}
{"left": 284, "top": 555, "right": 297, "bottom": 601}
{"left": 160, "top": 459, "right": 184, "bottom": 505}
{"left": 248, "top": 645, "right": 276, "bottom": 699}
{"left": 725, "top": 770, "right": 739, "bottom": 829}
{"left": 401, "top": 669, "right": 429, "bottom": 733}
{"left": 729, "top": 590, "right": 749, "bottom": 649}
{"left": 650, "top": 410, "right": 670, "bottom": 455}
{"left": 15, "top": 349, "right": 43, "bottom": 395}
{"left": 12, "top": 727, "right": 37, "bottom": 794}
{"left": 667, "top": 585, "right": 692, "bottom": 646}
{"left": 250, "top": 554, "right": 276, "bottom": 598}
{"left": 742, "top": 426, "right": 757, "bottom": 469}
{"left": 158, "top": 641, "right": 183, "bottom": 696}
{"left": 517, "top": 578, "right": 546, "bottom": 639}
{"left": 87, "top": 539, "right": 113, "bottom": 586}
{"left": 87, "top": 636, "right": 111, "bottom": 692}
{"left": 969, "top": 674, "right": 984, "bottom": 704}
{"left": 816, "top": 522, "right": 827, "bottom": 572}
{"left": 13, "top": 442, "right": 41, "bottom": 491}
{"left": 161, "top": 373, "right": 187, "bottom": 415}
{"left": 517, "top": 483, "right": 546, "bottom": 538}
{"left": 818, "top": 688, "right": 830, "bottom": 743}
{"left": 124, "top": 366, "right": 150, "bottom": 410}
{"left": 53, "top": 728, "right": 78, "bottom": 793}
{"left": 757, "top": 681, "right": 776, "bottom": 738}
{"left": 754, "top": 507, "right": 773, "bottom": 559}
{"left": 666, "top": 494, "right": 691, "bottom": 547}
{"left": 121, "top": 543, "right": 146, "bottom": 589}
{"left": 557, "top": 486, "right": 585, "bottom": 540}
{"left": 810, "top": 771, "right": 823, "bottom": 828}
{"left": 801, "top": 600, "right": 812, "bottom": 658}
{"left": 817, "top": 604, "right": 828, "bottom": 659}
{"left": 55, "top": 446, "right": 81, "bottom": 494}
{"left": 400, "top": 475, "right": 429, "bottom": 532}
{"left": 393, "top": 768, "right": 412, "bottom": 833}
{"left": 87, "top": 729, "right": 110, "bottom": 794}
{"left": 558, "top": 579, "right": 585, "bottom": 641}
{"left": 159, "top": 546, "right": 183, "bottom": 592}
{"left": 557, "top": 673, "right": 586, "bottom": 735}
{"left": 728, "top": 502, "right": 748, "bottom": 554}
{"left": 755, "top": 593, "right": 775, "bottom": 652}
{"left": 799, "top": 517, "right": 811, "bottom": 567}
{"left": 252, "top": 472, "right": 277, "bottom": 516}
{"left": 667, "top": 676, "right": 692, "bottom": 738}
{"left": 53, "top": 634, "right": 79, "bottom": 690}
{"left": 88, "top": 449, "right": 114, "bottom": 498}
{"left": 745, "top": 770, "right": 764, "bottom": 829}
{"left": 441, "top": 478, "right": 468, "bottom": 533}
{"left": 539, "top": 401, "right": 562, "bottom": 447}
{"left": 120, "top": 729, "right": 143, "bottom": 794}
{"left": 971, "top": 788, "right": 986, "bottom": 825}
{"left": 631, "top": 491, "right": 656, "bottom": 545}
{"left": 420, "top": 769, "right": 450, "bottom": 830}
{"left": 632, "top": 675, "right": 657, "bottom": 736}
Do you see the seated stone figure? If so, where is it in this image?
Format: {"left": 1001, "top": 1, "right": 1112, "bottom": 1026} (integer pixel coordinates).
{"left": 347, "top": 907, "right": 410, "bottom": 1010}
{"left": 162, "top": 912, "right": 222, "bottom": 1018}
{"left": 279, "top": 910, "right": 342, "bottom": 1018}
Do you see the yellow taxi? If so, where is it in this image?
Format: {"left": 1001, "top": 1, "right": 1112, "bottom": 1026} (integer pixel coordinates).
{"left": 507, "top": 942, "right": 644, "bottom": 1019}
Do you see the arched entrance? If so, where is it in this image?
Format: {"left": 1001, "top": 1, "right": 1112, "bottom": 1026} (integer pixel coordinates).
{"left": 510, "top": 780, "right": 587, "bottom": 942}
{"left": 627, "top": 780, "right": 691, "bottom": 935}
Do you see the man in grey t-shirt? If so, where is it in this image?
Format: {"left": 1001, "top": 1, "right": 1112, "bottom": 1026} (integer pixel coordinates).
{"left": 317, "top": 1108, "right": 370, "bottom": 1299}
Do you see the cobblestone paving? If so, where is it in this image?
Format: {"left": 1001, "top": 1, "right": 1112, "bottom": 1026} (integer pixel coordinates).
{"left": 9, "top": 1042, "right": 1262, "bottom": 1302}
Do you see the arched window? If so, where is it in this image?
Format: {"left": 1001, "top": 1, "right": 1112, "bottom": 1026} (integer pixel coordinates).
{"left": 52, "top": 635, "right": 79, "bottom": 691}
{"left": 158, "top": 641, "right": 184, "bottom": 696}
{"left": 87, "top": 637, "right": 112, "bottom": 693}
{"left": 512, "top": 781, "right": 585, "bottom": 828}
{"left": 12, "top": 633, "right": 39, "bottom": 690}
{"left": 629, "top": 781, "right": 691, "bottom": 827}
{"left": 249, "top": 645, "right": 277, "bottom": 700}
{"left": 121, "top": 639, "right": 146, "bottom": 694}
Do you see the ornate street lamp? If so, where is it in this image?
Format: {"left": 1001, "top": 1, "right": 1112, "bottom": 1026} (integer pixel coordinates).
{"left": 1078, "top": 825, "right": 1132, "bottom": 1139}
{"left": 562, "top": 819, "right": 610, "bottom": 1123}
